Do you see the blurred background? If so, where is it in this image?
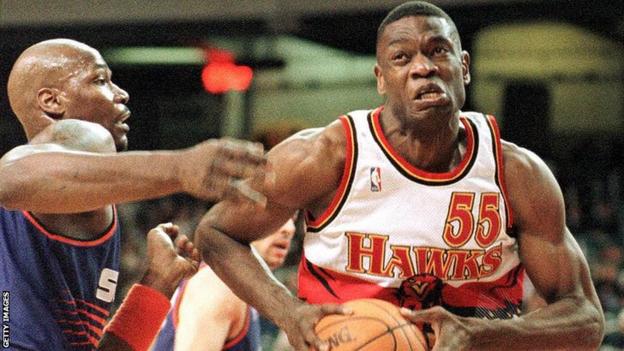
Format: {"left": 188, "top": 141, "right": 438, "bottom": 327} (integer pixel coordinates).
{"left": 1, "top": 0, "right": 623, "bottom": 349}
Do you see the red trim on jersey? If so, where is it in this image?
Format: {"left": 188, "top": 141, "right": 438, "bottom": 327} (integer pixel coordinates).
{"left": 22, "top": 206, "right": 118, "bottom": 247}
{"left": 59, "top": 297, "right": 110, "bottom": 318}
{"left": 371, "top": 108, "right": 476, "bottom": 183}
{"left": 305, "top": 115, "right": 355, "bottom": 229}
{"left": 66, "top": 331, "right": 99, "bottom": 348}
{"left": 223, "top": 306, "right": 251, "bottom": 349}
{"left": 58, "top": 307, "right": 107, "bottom": 325}
{"left": 59, "top": 319, "right": 104, "bottom": 337}
{"left": 485, "top": 115, "right": 514, "bottom": 228}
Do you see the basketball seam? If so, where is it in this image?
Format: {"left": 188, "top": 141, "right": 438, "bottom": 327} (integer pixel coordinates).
{"left": 365, "top": 299, "right": 425, "bottom": 351}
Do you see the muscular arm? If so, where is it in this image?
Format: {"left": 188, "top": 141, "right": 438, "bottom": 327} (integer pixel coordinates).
{"left": 0, "top": 119, "right": 265, "bottom": 213}
{"left": 196, "top": 121, "right": 347, "bottom": 347}
{"left": 468, "top": 143, "right": 604, "bottom": 350}
{"left": 175, "top": 268, "right": 246, "bottom": 351}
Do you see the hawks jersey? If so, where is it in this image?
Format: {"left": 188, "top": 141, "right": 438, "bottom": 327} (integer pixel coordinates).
{"left": 152, "top": 270, "right": 262, "bottom": 351}
{"left": 0, "top": 207, "right": 121, "bottom": 350}
{"left": 300, "top": 107, "right": 523, "bottom": 319}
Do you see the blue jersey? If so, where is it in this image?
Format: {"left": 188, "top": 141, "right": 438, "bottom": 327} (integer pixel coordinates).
{"left": 152, "top": 280, "right": 262, "bottom": 351}
{"left": 0, "top": 207, "right": 121, "bottom": 350}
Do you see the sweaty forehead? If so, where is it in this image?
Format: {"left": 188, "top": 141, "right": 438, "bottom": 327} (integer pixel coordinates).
{"left": 378, "top": 16, "right": 457, "bottom": 48}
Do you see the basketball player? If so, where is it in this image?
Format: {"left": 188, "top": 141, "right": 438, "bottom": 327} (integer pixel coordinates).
{"left": 151, "top": 217, "right": 296, "bottom": 351}
{"left": 0, "top": 38, "right": 266, "bottom": 350}
{"left": 195, "top": 2, "right": 604, "bottom": 350}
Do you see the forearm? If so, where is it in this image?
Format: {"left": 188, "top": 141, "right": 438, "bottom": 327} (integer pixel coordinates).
{"left": 199, "top": 226, "right": 300, "bottom": 329}
{"left": 0, "top": 150, "right": 182, "bottom": 213}
{"left": 468, "top": 296, "right": 603, "bottom": 350}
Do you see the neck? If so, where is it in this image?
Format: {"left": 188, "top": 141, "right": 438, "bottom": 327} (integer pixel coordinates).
{"left": 379, "top": 108, "right": 465, "bottom": 173}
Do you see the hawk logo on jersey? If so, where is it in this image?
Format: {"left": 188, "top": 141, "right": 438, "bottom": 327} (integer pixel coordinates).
{"left": 370, "top": 167, "right": 382, "bottom": 192}
{"left": 398, "top": 273, "right": 443, "bottom": 309}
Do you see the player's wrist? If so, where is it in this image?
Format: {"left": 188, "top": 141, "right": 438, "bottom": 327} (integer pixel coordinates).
{"left": 139, "top": 267, "right": 180, "bottom": 298}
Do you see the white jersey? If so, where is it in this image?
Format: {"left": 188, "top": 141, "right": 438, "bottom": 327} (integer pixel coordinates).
{"left": 299, "top": 107, "right": 523, "bottom": 319}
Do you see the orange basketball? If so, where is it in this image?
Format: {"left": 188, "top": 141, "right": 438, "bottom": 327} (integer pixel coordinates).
{"left": 314, "top": 298, "right": 429, "bottom": 351}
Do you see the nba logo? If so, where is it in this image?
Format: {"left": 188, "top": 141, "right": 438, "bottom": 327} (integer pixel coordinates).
{"left": 370, "top": 167, "right": 382, "bottom": 192}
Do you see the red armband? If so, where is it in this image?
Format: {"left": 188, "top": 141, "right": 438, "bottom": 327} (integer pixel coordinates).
{"left": 104, "top": 284, "right": 171, "bottom": 351}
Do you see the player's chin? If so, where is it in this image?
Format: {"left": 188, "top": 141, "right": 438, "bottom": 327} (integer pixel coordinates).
{"left": 267, "top": 257, "right": 286, "bottom": 270}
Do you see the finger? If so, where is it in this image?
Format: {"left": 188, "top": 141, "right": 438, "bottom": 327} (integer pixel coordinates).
{"left": 174, "top": 234, "right": 190, "bottom": 252}
{"left": 400, "top": 307, "right": 444, "bottom": 323}
{"left": 320, "top": 303, "right": 353, "bottom": 316}
{"left": 303, "top": 331, "right": 328, "bottom": 351}
{"left": 158, "top": 222, "right": 179, "bottom": 237}
{"left": 190, "top": 247, "right": 201, "bottom": 265}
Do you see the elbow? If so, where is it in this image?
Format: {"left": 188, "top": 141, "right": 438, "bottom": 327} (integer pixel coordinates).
{"left": 583, "top": 300, "right": 605, "bottom": 349}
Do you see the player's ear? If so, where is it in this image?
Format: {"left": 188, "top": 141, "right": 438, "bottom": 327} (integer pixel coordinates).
{"left": 374, "top": 64, "right": 386, "bottom": 95}
{"left": 461, "top": 51, "right": 471, "bottom": 85}
{"left": 37, "top": 87, "right": 66, "bottom": 118}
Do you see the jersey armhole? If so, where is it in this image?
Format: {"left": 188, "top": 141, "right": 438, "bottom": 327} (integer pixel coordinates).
{"left": 304, "top": 115, "right": 357, "bottom": 232}
{"left": 485, "top": 114, "right": 514, "bottom": 230}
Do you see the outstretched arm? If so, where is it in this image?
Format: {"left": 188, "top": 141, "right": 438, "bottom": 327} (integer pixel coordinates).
{"left": 197, "top": 121, "right": 350, "bottom": 351}
{"left": 98, "top": 222, "right": 200, "bottom": 351}
{"left": 0, "top": 119, "right": 266, "bottom": 213}
{"left": 402, "top": 142, "right": 604, "bottom": 350}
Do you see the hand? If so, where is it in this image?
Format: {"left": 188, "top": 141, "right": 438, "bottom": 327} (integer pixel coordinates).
{"left": 140, "top": 223, "right": 201, "bottom": 297}
{"left": 178, "top": 138, "right": 268, "bottom": 204}
{"left": 401, "top": 306, "right": 472, "bottom": 351}
{"left": 281, "top": 301, "right": 351, "bottom": 351}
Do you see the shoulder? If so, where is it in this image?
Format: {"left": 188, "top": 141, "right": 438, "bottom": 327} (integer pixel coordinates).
{"left": 501, "top": 140, "right": 565, "bottom": 235}
{"left": 265, "top": 120, "right": 347, "bottom": 207}
{"left": 31, "top": 119, "right": 115, "bottom": 153}
{"left": 181, "top": 266, "right": 245, "bottom": 319}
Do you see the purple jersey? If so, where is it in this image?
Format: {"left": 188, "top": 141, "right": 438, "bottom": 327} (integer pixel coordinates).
{"left": 0, "top": 207, "right": 121, "bottom": 350}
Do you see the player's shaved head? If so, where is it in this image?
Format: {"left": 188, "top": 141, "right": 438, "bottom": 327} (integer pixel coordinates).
{"left": 7, "top": 39, "right": 100, "bottom": 138}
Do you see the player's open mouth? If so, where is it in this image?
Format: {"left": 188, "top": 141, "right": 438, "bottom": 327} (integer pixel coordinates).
{"left": 417, "top": 91, "right": 444, "bottom": 100}
{"left": 414, "top": 83, "right": 445, "bottom": 101}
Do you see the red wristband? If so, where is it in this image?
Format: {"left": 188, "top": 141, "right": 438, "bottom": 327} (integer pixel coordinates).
{"left": 104, "top": 284, "right": 171, "bottom": 351}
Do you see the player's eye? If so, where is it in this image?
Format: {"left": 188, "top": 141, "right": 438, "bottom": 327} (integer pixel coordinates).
{"left": 392, "top": 52, "right": 409, "bottom": 64}
{"left": 432, "top": 47, "right": 449, "bottom": 56}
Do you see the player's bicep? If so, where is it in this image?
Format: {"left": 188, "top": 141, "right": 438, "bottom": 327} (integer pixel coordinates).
{"left": 200, "top": 123, "right": 344, "bottom": 243}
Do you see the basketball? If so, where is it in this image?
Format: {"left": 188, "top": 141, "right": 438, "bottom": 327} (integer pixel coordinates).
{"left": 314, "top": 298, "right": 429, "bottom": 351}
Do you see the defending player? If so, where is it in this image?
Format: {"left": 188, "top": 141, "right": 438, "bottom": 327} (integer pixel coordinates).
{"left": 0, "top": 38, "right": 266, "bottom": 350}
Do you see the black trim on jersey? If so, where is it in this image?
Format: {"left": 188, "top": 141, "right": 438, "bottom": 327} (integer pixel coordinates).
{"left": 367, "top": 114, "right": 479, "bottom": 186}
{"left": 484, "top": 114, "right": 516, "bottom": 237}
{"left": 307, "top": 114, "right": 359, "bottom": 233}
{"left": 445, "top": 301, "right": 522, "bottom": 320}
{"left": 306, "top": 259, "right": 340, "bottom": 299}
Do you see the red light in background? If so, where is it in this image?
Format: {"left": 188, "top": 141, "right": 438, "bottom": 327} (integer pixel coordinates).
{"left": 201, "top": 47, "right": 253, "bottom": 94}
